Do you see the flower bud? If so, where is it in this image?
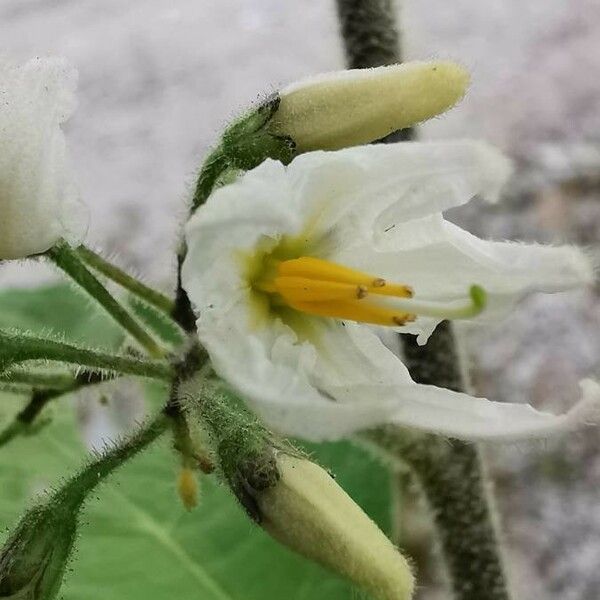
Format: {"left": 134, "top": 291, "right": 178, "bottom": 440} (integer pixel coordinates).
{"left": 0, "top": 57, "right": 84, "bottom": 260}
{"left": 269, "top": 60, "right": 469, "bottom": 151}
{"left": 177, "top": 465, "right": 199, "bottom": 511}
{"left": 256, "top": 454, "right": 414, "bottom": 600}
{"left": 0, "top": 501, "right": 77, "bottom": 599}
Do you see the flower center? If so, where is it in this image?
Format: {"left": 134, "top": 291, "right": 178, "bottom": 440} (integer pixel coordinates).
{"left": 253, "top": 255, "right": 487, "bottom": 327}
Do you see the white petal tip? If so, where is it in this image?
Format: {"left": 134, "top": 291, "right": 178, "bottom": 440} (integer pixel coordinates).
{"left": 470, "top": 141, "right": 513, "bottom": 203}
{"left": 564, "top": 378, "right": 600, "bottom": 431}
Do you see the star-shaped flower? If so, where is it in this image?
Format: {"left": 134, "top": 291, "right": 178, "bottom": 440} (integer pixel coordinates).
{"left": 183, "top": 140, "right": 599, "bottom": 441}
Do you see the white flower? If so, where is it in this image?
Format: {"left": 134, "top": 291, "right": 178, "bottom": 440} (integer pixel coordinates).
{"left": 182, "top": 140, "right": 600, "bottom": 442}
{"left": 0, "top": 57, "right": 83, "bottom": 260}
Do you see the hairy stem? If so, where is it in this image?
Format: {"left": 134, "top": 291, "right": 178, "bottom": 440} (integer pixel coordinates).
{"left": 0, "top": 371, "right": 113, "bottom": 450}
{"left": 48, "top": 241, "right": 165, "bottom": 358}
{"left": 360, "top": 422, "right": 511, "bottom": 600}
{"left": 335, "top": 0, "right": 401, "bottom": 69}
{"left": 0, "top": 370, "right": 76, "bottom": 389}
{"left": 0, "top": 331, "right": 173, "bottom": 381}
{"left": 62, "top": 412, "right": 169, "bottom": 504}
{"left": 360, "top": 326, "right": 512, "bottom": 600}
{"left": 77, "top": 245, "right": 174, "bottom": 314}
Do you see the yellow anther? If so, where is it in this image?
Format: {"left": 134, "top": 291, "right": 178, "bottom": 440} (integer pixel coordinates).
{"left": 374, "top": 283, "right": 414, "bottom": 298}
{"left": 276, "top": 257, "right": 413, "bottom": 297}
{"left": 253, "top": 255, "right": 485, "bottom": 327}
{"left": 288, "top": 299, "right": 416, "bottom": 327}
{"left": 273, "top": 277, "right": 367, "bottom": 303}
{"left": 255, "top": 256, "right": 418, "bottom": 327}
{"left": 278, "top": 257, "right": 383, "bottom": 288}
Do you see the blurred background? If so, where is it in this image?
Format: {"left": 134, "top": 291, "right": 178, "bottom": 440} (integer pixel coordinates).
{"left": 1, "top": 1, "right": 599, "bottom": 598}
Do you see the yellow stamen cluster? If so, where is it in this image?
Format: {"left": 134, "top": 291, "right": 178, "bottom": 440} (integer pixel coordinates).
{"left": 256, "top": 256, "right": 417, "bottom": 326}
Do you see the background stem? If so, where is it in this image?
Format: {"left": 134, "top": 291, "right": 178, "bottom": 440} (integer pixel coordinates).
{"left": 401, "top": 322, "right": 512, "bottom": 600}
{"left": 335, "top": 0, "right": 401, "bottom": 68}
{"left": 48, "top": 242, "right": 165, "bottom": 358}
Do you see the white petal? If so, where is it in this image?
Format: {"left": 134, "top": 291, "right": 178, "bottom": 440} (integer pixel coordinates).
{"left": 195, "top": 299, "right": 403, "bottom": 441}
{"left": 387, "top": 377, "right": 600, "bottom": 441}
{"left": 284, "top": 140, "right": 511, "bottom": 242}
{"left": 334, "top": 215, "right": 594, "bottom": 343}
{"left": 319, "top": 325, "right": 600, "bottom": 441}
{"left": 0, "top": 57, "right": 82, "bottom": 259}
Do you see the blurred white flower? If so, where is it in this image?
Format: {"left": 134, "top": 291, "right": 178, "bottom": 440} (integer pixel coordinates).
{"left": 183, "top": 141, "right": 599, "bottom": 442}
{"left": 0, "top": 57, "right": 84, "bottom": 260}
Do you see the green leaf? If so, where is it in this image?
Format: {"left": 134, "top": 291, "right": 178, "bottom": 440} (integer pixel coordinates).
{"left": 0, "top": 284, "right": 124, "bottom": 349}
{"left": 0, "top": 285, "right": 392, "bottom": 599}
{"left": 0, "top": 396, "right": 390, "bottom": 599}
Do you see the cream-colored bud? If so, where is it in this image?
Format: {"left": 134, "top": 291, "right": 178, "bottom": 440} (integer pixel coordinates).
{"left": 257, "top": 454, "right": 414, "bottom": 600}
{"left": 270, "top": 61, "right": 469, "bottom": 152}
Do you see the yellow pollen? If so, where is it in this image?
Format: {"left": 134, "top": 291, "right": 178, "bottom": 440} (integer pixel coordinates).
{"left": 255, "top": 256, "right": 416, "bottom": 327}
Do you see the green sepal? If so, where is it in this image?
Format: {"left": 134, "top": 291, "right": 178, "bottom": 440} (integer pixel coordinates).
{"left": 0, "top": 493, "right": 80, "bottom": 599}
{"left": 191, "top": 95, "right": 296, "bottom": 211}
{"left": 222, "top": 95, "right": 297, "bottom": 169}
{"left": 179, "top": 379, "right": 286, "bottom": 521}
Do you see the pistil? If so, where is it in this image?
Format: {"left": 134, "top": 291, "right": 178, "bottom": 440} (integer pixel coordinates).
{"left": 254, "top": 256, "right": 486, "bottom": 327}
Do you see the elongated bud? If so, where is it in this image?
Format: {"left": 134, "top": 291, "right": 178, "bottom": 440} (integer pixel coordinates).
{"left": 269, "top": 61, "right": 469, "bottom": 151}
{"left": 0, "top": 499, "right": 79, "bottom": 599}
{"left": 257, "top": 454, "right": 415, "bottom": 600}
{"left": 191, "top": 61, "right": 468, "bottom": 211}
{"left": 180, "top": 382, "right": 412, "bottom": 596}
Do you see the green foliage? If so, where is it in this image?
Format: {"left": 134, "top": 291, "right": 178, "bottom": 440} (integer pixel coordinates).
{"left": 0, "top": 284, "right": 392, "bottom": 599}
{"left": 0, "top": 284, "right": 123, "bottom": 349}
